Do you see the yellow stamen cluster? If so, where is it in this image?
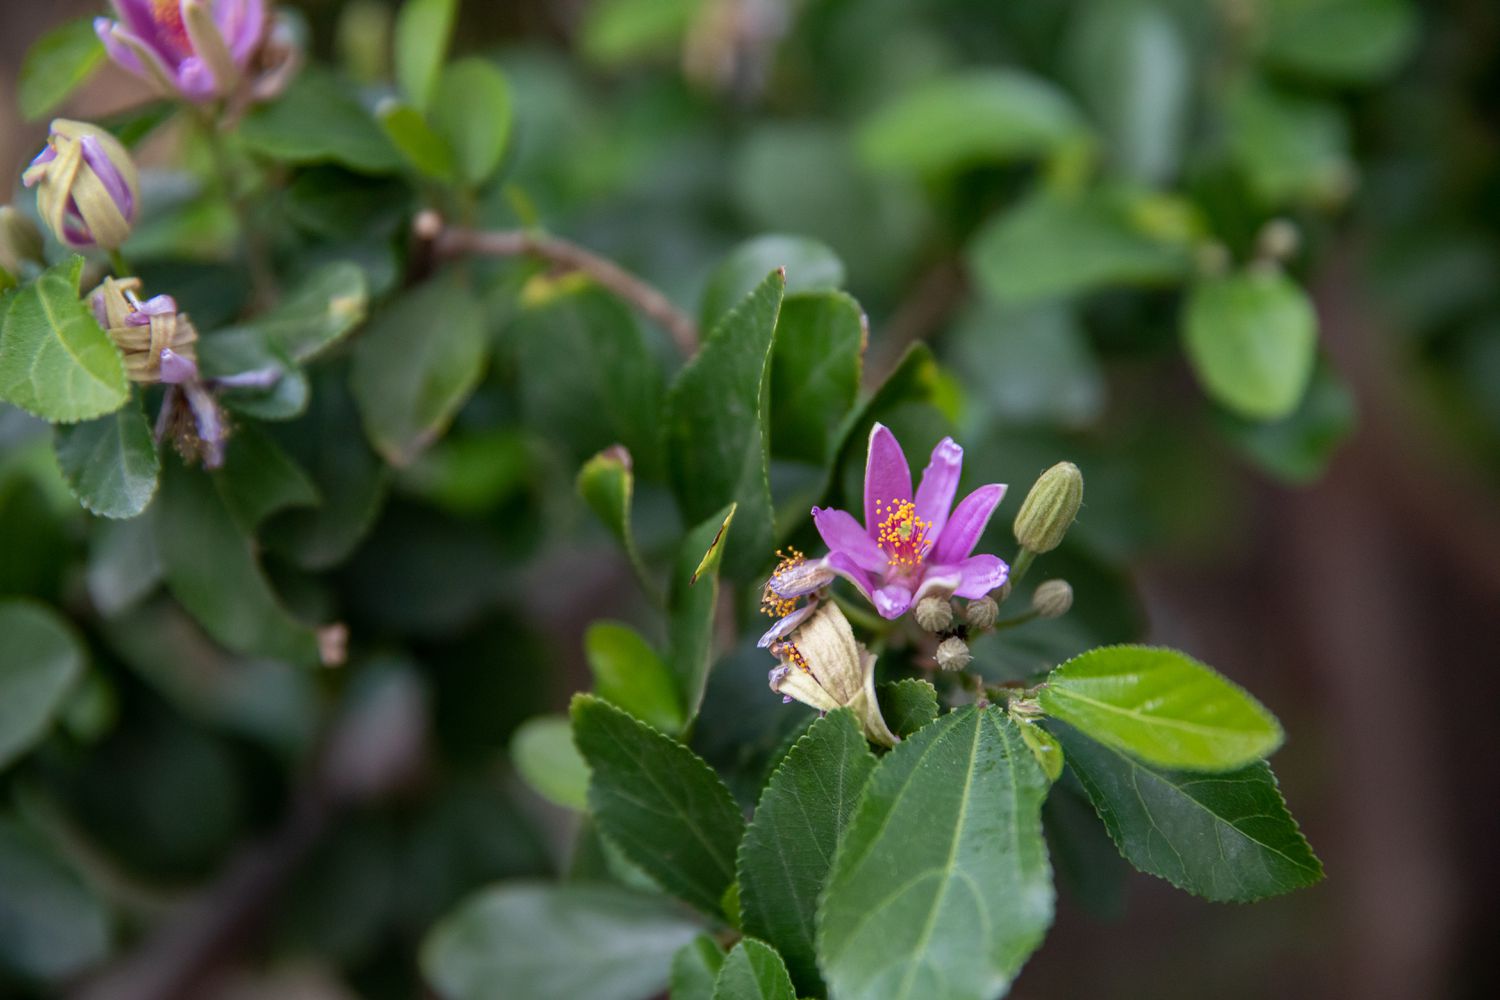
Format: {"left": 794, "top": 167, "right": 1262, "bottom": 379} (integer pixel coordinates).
{"left": 772, "top": 641, "right": 811, "bottom": 673}
{"left": 874, "top": 499, "right": 931, "bottom": 570}
{"left": 761, "top": 547, "right": 805, "bottom": 619}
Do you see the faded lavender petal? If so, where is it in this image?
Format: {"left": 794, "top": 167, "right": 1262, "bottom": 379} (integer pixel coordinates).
{"left": 97, "top": 0, "right": 267, "bottom": 102}
{"left": 757, "top": 600, "right": 818, "bottom": 648}
{"left": 214, "top": 365, "right": 283, "bottom": 389}
{"left": 158, "top": 347, "right": 198, "bottom": 383}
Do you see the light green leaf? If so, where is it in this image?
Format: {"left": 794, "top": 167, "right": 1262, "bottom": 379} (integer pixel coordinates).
{"left": 571, "top": 694, "right": 745, "bottom": 918}
{"left": 511, "top": 715, "right": 590, "bottom": 811}
{"left": 0, "top": 258, "right": 128, "bottom": 423}
{"left": 700, "top": 234, "right": 845, "bottom": 330}
{"left": 858, "top": 69, "right": 1088, "bottom": 175}
{"left": 1183, "top": 267, "right": 1318, "bottom": 421}
{"left": 585, "top": 621, "right": 685, "bottom": 736}
{"left": 671, "top": 935, "right": 726, "bottom": 1000}
{"left": 1039, "top": 645, "right": 1283, "bottom": 771}
{"left": 1050, "top": 720, "right": 1324, "bottom": 901}
{"left": 431, "top": 58, "right": 513, "bottom": 187}
{"left": 19, "top": 17, "right": 105, "bottom": 122}
{"left": 738, "top": 709, "right": 876, "bottom": 996}
{"left": 669, "top": 504, "right": 735, "bottom": 722}
{"left": 576, "top": 447, "right": 652, "bottom": 590}
{"left": 1225, "top": 81, "right": 1352, "bottom": 207}
{"left": 819, "top": 707, "right": 1054, "bottom": 1000}
{"left": 378, "top": 99, "right": 456, "bottom": 182}
{"left": 420, "top": 882, "right": 701, "bottom": 1000}
{"left": 769, "top": 292, "right": 865, "bottom": 466}
{"left": 665, "top": 269, "right": 784, "bottom": 580}
{"left": 239, "top": 69, "right": 403, "bottom": 173}
{"left": 875, "top": 678, "right": 939, "bottom": 739}
{"left": 581, "top": 0, "right": 701, "bottom": 66}
{"left": 1017, "top": 720, "right": 1064, "bottom": 782}
{"left": 0, "top": 819, "right": 110, "bottom": 980}
{"left": 712, "top": 940, "right": 796, "bottom": 1000}
{"left": 52, "top": 400, "right": 159, "bottom": 519}
{"left": 968, "top": 188, "right": 1194, "bottom": 305}
{"left": 1261, "top": 0, "right": 1417, "bottom": 83}
{"left": 214, "top": 424, "right": 320, "bottom": 531}
{"left": 395, "top": 0, "right": 456, "bottom": 113}
{"left": 351, "top": 271, "right": 488, "bottom": 466}
{"left": 0, "top": 600, "right": 85, "bottom": 771}
{"left": 155, "top": 458, "right": 320, "bottom": 665}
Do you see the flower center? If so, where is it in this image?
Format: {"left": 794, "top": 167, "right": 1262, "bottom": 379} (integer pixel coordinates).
{"left": 151, "top": 0, "right": 194, "bottom": 58}
{"left": 874, "top": 499, "right": 931, "bottom": 572}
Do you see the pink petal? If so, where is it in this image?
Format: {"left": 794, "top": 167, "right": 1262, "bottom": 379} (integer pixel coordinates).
{"left": 96, "top": 17, "right": 145, "bottom": 75}
{"left": 930, "top": 483, "right": 1007, "bottom": 564}
{"left": 220, "top": 0, "right": 268, "bottom": 65}
{"left": 812, "top": 506, "right": 887, "bottom": 573}
{"left": 863, "top": 422, "right": 912, "bottom": 537}
{"left": 873, "top": 583, "right": 913, "bottom": 620}
{"left": 949, "top": 554, "right": 1010, "bottom": 599}
{"left": 913, "top": 567, "right": 964, "bottom": 603}
{"left": 914, "top": 436, "right": 962, "bottom": 541}
{"left": 823, "top": 551, "right": 875, "bottom": 603}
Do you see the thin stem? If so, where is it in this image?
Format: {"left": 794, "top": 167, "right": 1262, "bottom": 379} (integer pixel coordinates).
{"left": 422, "top": 213, "right": 699, "bottom": 355}
{"left": 108, "top": 248, "right": 131, "bottom": 277}
{"left": 1010, "top": 547, "right": 1036, "bottom": 584}
{"left": 991, "top": 608, "right": 1040, "bottom": 632}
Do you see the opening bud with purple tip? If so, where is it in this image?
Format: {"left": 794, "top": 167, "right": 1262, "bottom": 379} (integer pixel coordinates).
{"left": 23, "top": 120, "right": 139, "bottom": 251}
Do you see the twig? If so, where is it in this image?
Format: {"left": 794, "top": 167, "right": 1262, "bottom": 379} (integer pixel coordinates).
{"left": 418, "top": 212, "right": 699, "bottom": 355}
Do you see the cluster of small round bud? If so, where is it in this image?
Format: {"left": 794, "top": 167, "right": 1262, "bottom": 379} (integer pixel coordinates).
{"left": 914, "top": 595, "right": 953, "bottom": 633}
{"left": 1031, "top": 580, "right": 1074, "bottom": 620}
{"left": 964, "top": 596, "right": 998, "bottom": 631}
{"left": 935, "top": 636, "right": 971, "bottom": 673}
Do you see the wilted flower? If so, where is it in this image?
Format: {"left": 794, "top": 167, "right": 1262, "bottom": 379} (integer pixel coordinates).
{"left": 156, "top": 380, "right": 227, "bottom": 469}
{"left": 767, "top": 602, "right": 897, "bottom": 747}
{"left": 90, "top": 276, "right": 200, "bottom": 384}
{"left": 770, "top": 424, "right": 1009, "bottom": 620}
{"left": 95, "top": 0, "right": 267, "bottom": 102}
{"left": 22, "top": 120, "right": 138, "bottom": 251}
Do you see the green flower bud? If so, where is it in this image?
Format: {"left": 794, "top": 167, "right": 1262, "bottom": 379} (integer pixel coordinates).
{"left": 1031, "top": 579, "right": 1073, "bottom": 620}
{"left": 1013, "top": 461, "right": 1083, "bottom": 554}
{"left": 935, "top": 636, "right": 971, "bottom": 673}
{"left": 914, "top": 595, "right": 953, "bottom": 632}
{"left": 964, "top": 596, "right": 998, "bottom": 631}
{"left": 0, "top": 207, "right": 44, "bottom": 275}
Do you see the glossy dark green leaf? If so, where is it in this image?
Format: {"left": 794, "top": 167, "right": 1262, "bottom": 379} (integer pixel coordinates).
{"left": 85, "top": 513, "right": 161, "bottom": 617}
{"left": 712, "top": 939, "right": 796, "bottom": 1000}
{"left": 245, "top": 261, "right": 369, "bottom": 364}
{"left": 420, "top": 882, "right": 701, "bottom": 1000}
{"left": 769, "top": 292, "right": 865, "bottom": 466}
{"left": 214, "top": 424, "right": 320, "bottom": 531}
{"left": 240, "top": 69, "right": 403, "bottom": 173}
{"left": 1183, "top": 267, "right": 1318, "bottom": 422}
{"left": 819, "top": 707, "right": 1054, "bottom": 1000}
{"left": 671, "top": 935, "right": 726, "bottom": 1000}
{"left": 395, "top": 0, "right": 456, "bottom": 113}
{"left": 351, "top": 271, "right": 488, "bottom": 466}
{"left": 1042, "top": 775, "right": 1128, "bottom": 919}
{"left": 1260, "top": 0, "right": 1417, "bottom": 83}
{"left": 52, "top": 400, "right": 159, "bottom": 519}
{"left": 968, "top": 188, "right": 1194, "bottom": 305}
{"left": 669, "top": 504, "right": 735, "bottom": 722}
{"left": 0, "top": 258, "right": 128, "bottom": 423}
{"left": 0, "top": 818, "right": 110, "bottom": 980}
{"left": 876, "top": 679, "right": 940, "bottom": 739}
{"left": 511, "top": 715, "right": 590, "bottom": 811}
{"left": 0, "top": 600, "right": 85, "bottom": 771}
{"left": 738, "top": 709, "right": 875, "bottom": 996}
{"left": 432, "top": 58, "right": 513, "bottom": 187}
{"left": 665, "top": 270, "right": 783, "bottom": 580}
{"left": 700, "top": 235, "right": 845, "bottom": 330}
{"left": 1050, "top": 720, "right": 1324, "bottom": 901}
{"left": 378, "top": 99, "right": 456, "bottom": 181}
{"left": 18, "top": 17, "right": 105, "bottom": 122}
{"left": 1039, "top": 645, "right": 1283, "bottom": 770}
{"left": 586, "top": 621, "right": 684, "bottom": 735}
{"left": 571, "top": 695, "right": 745, "bottom": 918}
{"left": 858, "top": 70, "right": 1088, "bottom": 175}
{"left": 155, "top": 459, "right": 319, "bottom": 664}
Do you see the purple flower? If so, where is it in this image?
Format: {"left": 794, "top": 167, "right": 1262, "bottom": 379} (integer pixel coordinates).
{"left": 22, "top": 120, "right": 138, "bottom": 251}
{"left": 774, "top": 424, "right": 1009, "bottom": 620}
{"left": 96, "top": 0, "right": 267, "bottom": 102}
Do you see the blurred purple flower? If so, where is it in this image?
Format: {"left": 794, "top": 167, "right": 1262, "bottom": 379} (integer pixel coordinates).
{"left": 22, "top": 120, "right": 138, "bottom": 250}
{"left": 770, "top": 423, "right": 1009, "bottom": 620}
{"left": 96, "top": 0, "right": 267, "bottom": 102}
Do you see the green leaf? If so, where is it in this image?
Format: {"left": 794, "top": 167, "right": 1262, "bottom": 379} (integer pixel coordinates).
{"left": 738, "top": 709, "right": 876, "bottom": 996}
{"left": 1043, "top": 777, "right": 1128, "bottom": 919}
{"left": 85, "top": 514, "right": 161, "bottom": 617}
{"left": 665, "top": 269, "right": 784, "bottom": 580}
{"left": 431, "top": 58, "right": 514, "bottom": 187}
{"left": 0, "top": 600, "right": 85, "bottom": 771}
{"left": 876, "top": 679, "right": 939, "bottom": 739}
{"left": 571, "top": 694, "right": 745, "bottom": 918}
{"left": 769, "top": 292, "right": 865, "bottom": 466}
{"left": 377, "top": 99, "right": 456, "bottom": 182}
{"left": 669, "top": 504, "right": 735, "bottom": 722}
{"left": 18, "top": 17, "right": 105, "bottom": 122}
{"left": 712, "top": 940, "right": 796, "bottom": 1000}
{"left": 420, "top": 882, "right": 701, "bottom": 1000}
{"left": 240, "top": 69, "right": 403, "bottom": 174}
{"left": 1017, "top": 720, "right": 1064, "bottom": 782}
{"left": 968, "top": 188, "right": 1194, "bottom": 305}
{"left": 819, "top": 707, "right": 1054, "bottom": 1000}
{"left": 1182, "top": 267, "right": 1318, "bottom": 421}
{"left": 1039, "top": 645, "right": 1283, "bottom": 771}
{"left": 214, "top": 424, "right": 320, "bottom": 531}
{"left": 1260, "top": 0, "right": 1417, "bottom": 83}
{"left": 858, "top": 69, "right": 1088, "bottom": 175}
{"left": 155, "top": 458, "right": 320, "bottom": 665}
{"left": 511, "top": 715, "right": 590, "bottom": 811}
{"left": 586, "top": 621, "right": 685, "bottom": 736}
{"left": 581, "top": 0, "right": 701, "bottom": 66}
{"left": 1067, "top": 0, "right": 1190, "bottom": 185}
{"left": 0, "top": 819, "right": 110, "bottom": 981}
{"left": 52, "top": 400, "right": 159, "bottom": 519}
{"left": 351, "top": 271, "right": 488, "bottom": 466}
{"left": 0, "top": 258, "right": 128, "bottom": 423}
{"left": 1049, "top": 720, "right": 1324, "bottom": 901}
{"left": 1221, "top": 362, "right": 1356, "bottom": 483}
{"left": 948, "top": 300, "right": 1104, "bottom": 427}
{"left": 248, "top": 261, "right": 369, "bottom": 364}
{"left": 1225, "top": 81, "right": 1352, "bottom": 207}
{"left": 395, "top": 0, "right": 457, "bottom": 113}
{"left": 671, "top": 935, "right": 726, "bottom": 1000}
{"left": 576, "top": 447, "right": 652, "bottom": 589}
{"left": 700, "top": 235, "right": 845, "bottom": 330}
